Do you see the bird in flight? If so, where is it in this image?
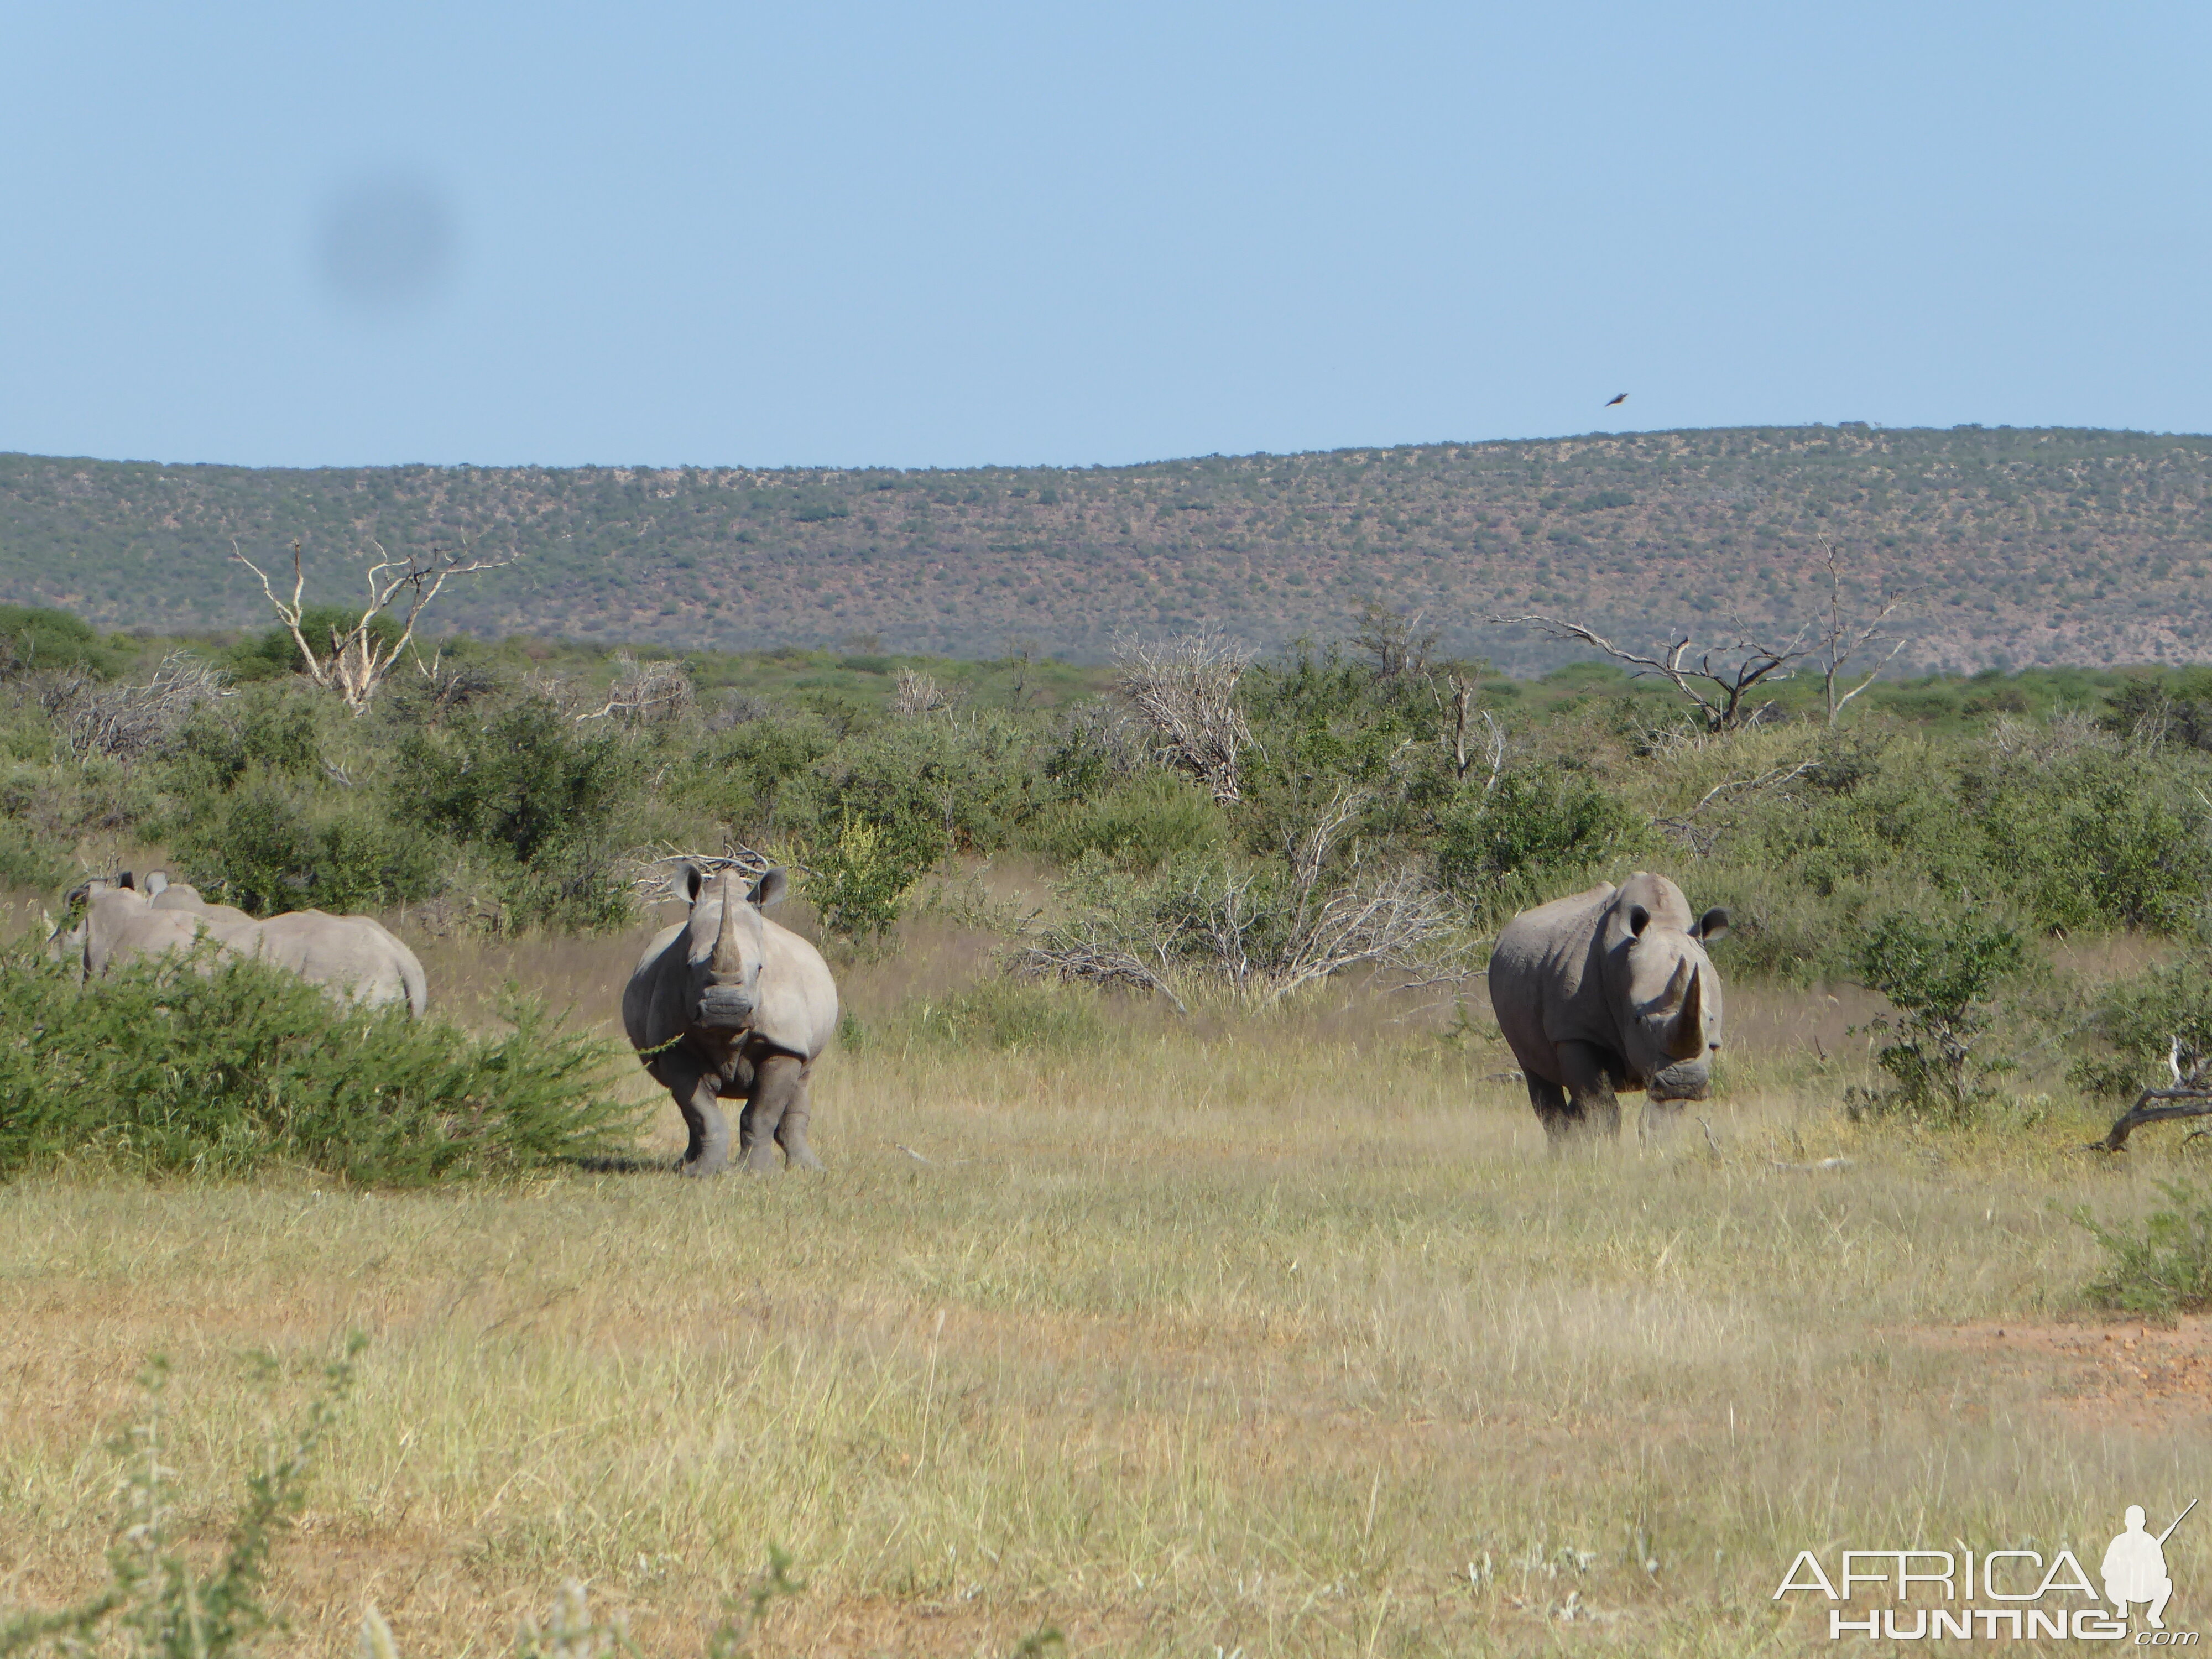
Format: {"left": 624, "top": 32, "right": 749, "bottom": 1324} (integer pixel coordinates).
{"left": 1604, "top": 393, "right": 1628, "bottom": 408}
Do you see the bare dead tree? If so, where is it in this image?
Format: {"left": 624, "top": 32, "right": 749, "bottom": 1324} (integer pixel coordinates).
{"left": 576, "top": 654, "right": 695, "bottom": 726}
{"left": 1016, "top": 782, "right": 1468, "bottom": 1009}
{"left": 1353, "top": 601, "right": 1439, "bottom": 680}
{"left": 1433, "top": 671, "right": 1506, "bottom": 791}
{"left": 2091, "top": 1039, "right": 2212, "bottom": 1152}
{"left": 1111, "top": 628, "right": 1255, "bottom": 804}
{"left": 232, "top": 536, "right": 519, "bottom": 714}
{"left": 51, "top": 652, "right": 231, "bottom": 761}
{"left": 1489, "top": 612, "right": 1812, "bottom": 733}
{"left": 1652, "top": 754, "right": 1822, "bottom": 854}
{"left": 891, "top": 667, "right": 953, "bottom": 717}
{"left": 1815, "top": 541, "right": 1910, "bottom": 724}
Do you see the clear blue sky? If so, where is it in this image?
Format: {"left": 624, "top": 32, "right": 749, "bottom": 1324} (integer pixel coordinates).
{"left": 2, "top": 3, "right": 2206, "bottom": 470}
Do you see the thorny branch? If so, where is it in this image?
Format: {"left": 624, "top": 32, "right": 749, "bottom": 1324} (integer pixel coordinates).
{"left": 1489, "top": 611, "right": 1813, "bottom": 732}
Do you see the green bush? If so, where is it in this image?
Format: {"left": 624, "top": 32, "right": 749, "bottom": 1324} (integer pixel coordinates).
{"left": 2072, "top": 950, "right": 2212, "bottom": 1100}
{"left": 1436, "top": 768, "right": 1649, "bottom": 911}
{"left": 802, "top": 813, "right": 928, "bottom": 950}
{"left": 1044, "top": 769, "right": 1225, "bottom": 870}
{"left": 2076, "top": 1181, "right": 2212, "bottom": 1318}
{"left": 0, "top": 946, "right": 638, "bottom": 1182}
{"left": 0, "top": 602, "right": 122, "bottom": 677}
{"left": 170, "top": 780, "right": 441, "bottom": 916}
{"left": 1849, "top": 907, "right": 2025, "bottom": 1124}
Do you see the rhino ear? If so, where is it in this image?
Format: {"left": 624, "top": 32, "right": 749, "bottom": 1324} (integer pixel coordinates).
{"left": 145, "top": 872, "right": 169, "bottom": 898}
{"left": 1627, "top": 904, "right": 1651, "bottom": 937}
{"left": 1693, "top": 906, "right": 1730, "bottom": 943}
{"left": 668, "top": 860, "right": 707, "bottom": 905}
{"left": 118, "top": 870, "right": 137, "bottom": 891}
{"left": 749, "top": 867, "right": 789, "bottom": 909}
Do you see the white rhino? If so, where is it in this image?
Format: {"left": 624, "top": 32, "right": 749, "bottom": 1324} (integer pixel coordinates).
{"left": 1486, "top": 872, "right": 1728, "bottom": 1141}
{"left": 58, "top": 877, "right": 233, "bottom": 978}
{"left": 622, "top": 863, "right": 839, "bottom": 1174}
{"left": 60, "top": 872, "right": 427, "bottom": 1016}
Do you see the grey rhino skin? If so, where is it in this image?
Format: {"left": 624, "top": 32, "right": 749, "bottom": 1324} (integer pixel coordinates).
{"left": 148, "top": 873, "right": 427, "bottom": 1016}
{"left": 1486, "top": 872, "right": 1729, "bottom": 1142}
{"left": 60, "top": 872, "right": 428, "bottom": 1016}
{"left": 59, "top": 878, "right": 232, "bottom": 978}
{"left": 623, "top": 863, "right": 839, "bottom": 1175}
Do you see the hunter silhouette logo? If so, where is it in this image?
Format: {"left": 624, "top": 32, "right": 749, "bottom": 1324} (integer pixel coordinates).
{"left": 2106, "top": 1500, "right": 2194, "bottom": 1631}
{"left": 1773, "top": 1498, "right": 2198, "bottom": 1641}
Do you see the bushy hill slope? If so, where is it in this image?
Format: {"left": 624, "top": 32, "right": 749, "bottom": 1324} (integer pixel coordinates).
{"left": 4, "top": 425, "right": 2210, "bottom": 672}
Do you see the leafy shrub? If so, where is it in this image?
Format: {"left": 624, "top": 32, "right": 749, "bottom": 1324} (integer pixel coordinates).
{"left": 2072, "top": 950, "right": 2212, "bottom": 1100}
{"left": 1848, "top": 908, "right": 2025, "bottom": 1124}
{"left": 802, "top": 814, "right": 927, "bottom": 950}
{"left": 0, "top": 817, "right": 66, "bottom": 891}
{"left": 2076, "top": 1181, "right": 2212, "bottom": 1318}
{"left": 398, "top": 696, "right": 634, "bottom": 865}
{"left": 1043, "top": 769, "right": 1225, "bottom": 870}
{"left": 0, "top": 603, "right": 121, "bottom": 678}
{"left": 171, "top": 780, "right": 442, "bottom": 916}
{"left": 1435, "top": 768, "right": 1649, "bottom": 911}
{"left": 1969, "top": 752, "right": 2212, "bottom": 931}
{"left": 0, "top": 947, "right": 638, "bottom": 1182}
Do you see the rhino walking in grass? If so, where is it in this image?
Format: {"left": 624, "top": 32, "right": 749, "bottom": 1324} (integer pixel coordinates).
{"left": 59, "top": 872, "right": 428, "bottom": 1016}
{"left": 1486, "top": 872, "right": 1729, "bottom": 1143}
{"left": 623, "top": 863, "right": 839, "bottom": 1175}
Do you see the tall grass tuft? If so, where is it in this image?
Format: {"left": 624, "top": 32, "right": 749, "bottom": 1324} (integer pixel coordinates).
{"left": 0, "top": 945, "right": 639, "bottom": 1183}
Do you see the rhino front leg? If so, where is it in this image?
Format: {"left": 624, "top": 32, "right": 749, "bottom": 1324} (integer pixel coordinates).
{"left": 656, "top": 1055, "right": 732, "bottom": 1175}
{"left": 773, "top": 1065, "right": 823, "bottom": 1171}
{"left": 740, "top": 1052, "right": 806, "bottom": 1173}
{"left": 1554, "top": 1041, "right": 1623, "bottom": 1139}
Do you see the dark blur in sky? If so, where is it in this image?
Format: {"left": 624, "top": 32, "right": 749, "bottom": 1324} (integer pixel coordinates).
{"left": 1, "top": 2, "right": 2206, "bottom": 468}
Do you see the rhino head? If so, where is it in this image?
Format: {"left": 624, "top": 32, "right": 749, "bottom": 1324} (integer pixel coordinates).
{"left": 674, "top": 862, "right": 790, "bottom": 1035}
{"left": 1604, "top": 872, "right": 1729, "bottom": 1101}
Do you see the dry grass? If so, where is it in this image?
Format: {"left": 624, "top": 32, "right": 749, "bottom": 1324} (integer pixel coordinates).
{"left": 3, "top": 914, "right": 2208, "bottom": 1655}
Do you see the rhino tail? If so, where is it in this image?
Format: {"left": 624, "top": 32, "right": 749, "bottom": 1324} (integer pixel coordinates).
{"left": 399, "top": 946, "right": 429, "bottom": 1019}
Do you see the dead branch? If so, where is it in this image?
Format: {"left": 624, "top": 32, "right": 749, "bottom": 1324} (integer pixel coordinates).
{"left": 2091, "top": 1043, "right": 2212, "bottom": 1152}
{"left": 1353, "top": 602, "right": 1439, "bottom": 680}
{"left": 1434, "top": 672, "right": 1507, "bottom": 790}
{"left": 1489, "top": 612, "right": 1812, "bottom": 732}
{"left": 624, "top": 844, "right": 776, "bottom": 908}
{"left": 1112, "top": 628, "right": 1255, "bottom": 804}
{"left": 231, "top": 535, "right": 519, "bottom": 714}
{"left": 1014, "top": 925, "right": 1192, "bottom": 1016}
{"left": 53, "top": 652, "right": 231, "bottom": 761}
{"left": 1815, "top": 541, "right": 1911, "bottom": 724}
{"left": 891, "top": 668, "right": 953, "bottom": 717}
{"left": 576, "top": 654, "right": 695, "bottom": 726}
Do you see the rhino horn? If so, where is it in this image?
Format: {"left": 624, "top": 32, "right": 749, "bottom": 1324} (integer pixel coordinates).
{"left": 1663, "top": 962, "right": 1705, "bottom": 1061}
{"left": 710, "top": 866, "right": 744, "bottom": 973}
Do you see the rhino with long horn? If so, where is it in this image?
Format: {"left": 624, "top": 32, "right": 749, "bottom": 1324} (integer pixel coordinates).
{"left": 622, "top": 862, "right": 840, "bottom": 1174}
{"left": 1485, "top": 872, "right": 1729, "bottom": 1142}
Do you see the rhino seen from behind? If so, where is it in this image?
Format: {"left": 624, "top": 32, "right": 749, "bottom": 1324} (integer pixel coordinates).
{"left": 1487, "top": 872, "right": 1728, "bottom": 1142}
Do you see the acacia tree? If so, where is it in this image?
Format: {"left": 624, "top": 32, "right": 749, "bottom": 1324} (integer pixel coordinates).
{"left": 1489, "top": 611, "right": 1812, "bottom": 732}
{"left": 232, "top": 537, "right": 518, "bottom": 714}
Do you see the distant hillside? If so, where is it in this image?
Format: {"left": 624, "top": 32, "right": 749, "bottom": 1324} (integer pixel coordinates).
{"left": 4, "top": 425, "right": 2210, "bottom": 672}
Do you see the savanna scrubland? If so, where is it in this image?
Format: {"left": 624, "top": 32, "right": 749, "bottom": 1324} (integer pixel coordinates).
{"left": 4, "top": 599, "right": 2212, "bottom": 1656}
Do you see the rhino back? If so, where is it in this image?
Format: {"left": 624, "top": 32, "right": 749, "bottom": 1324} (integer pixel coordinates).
{"left": 1487, "top": 883, "right": 1620, "bottom": 1077}
{"left": 754, "top": 914, "right": 839, "bottom": 1061}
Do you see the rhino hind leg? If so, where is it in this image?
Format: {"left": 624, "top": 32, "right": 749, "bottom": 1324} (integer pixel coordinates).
{"left": 740, "top": 1052, "right": 809, "bottom": 1173}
